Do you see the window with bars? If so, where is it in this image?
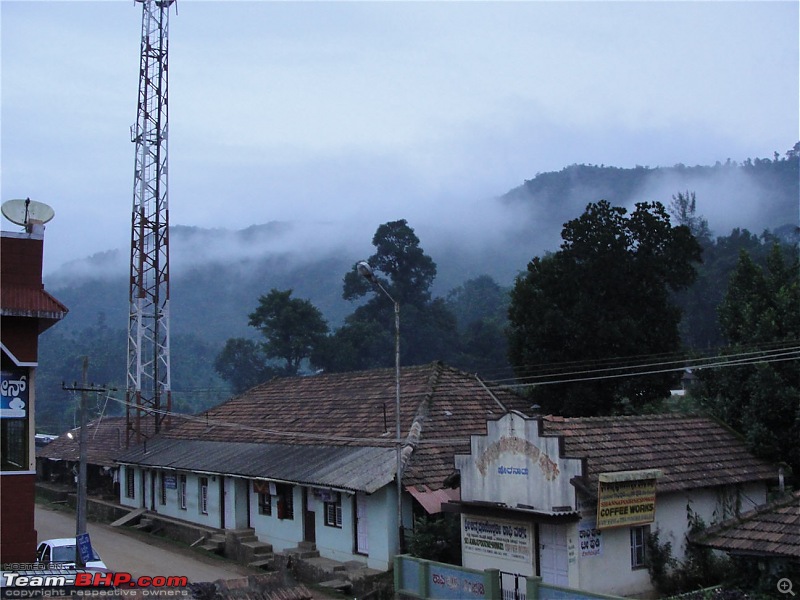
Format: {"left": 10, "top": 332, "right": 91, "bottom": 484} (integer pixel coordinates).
{"left": 159, "top": 471, "right": 167, "bottom": 505}
{"left": 0, "top": 419, "right": 28, "bottom": 471}
{"left": 258, "top": 491, "right": 272, "bottom": 515}
{"left": 125, "top": 467, "right": 135, "bottom": 499}
{"left": 630, "top": 525, "right": 650, "bottom": 569}
{"left": 179, "top": 474, "right": 187, "bottom": 510}
{"left": 199, "top": 477, "right": 209, "bottom": 515}
{"left": 324, "top": 495, "right": 342, "bottom": 528}
{"left": 276, "top": 484, "right": 294, "bottom": 520}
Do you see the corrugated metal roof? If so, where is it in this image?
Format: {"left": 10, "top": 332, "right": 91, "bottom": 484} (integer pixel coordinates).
{"left": 406, "top": 485, "right": 460, "bottom": 514}
{"left": 116, "top": 438, "right": 397, "bottom": 494}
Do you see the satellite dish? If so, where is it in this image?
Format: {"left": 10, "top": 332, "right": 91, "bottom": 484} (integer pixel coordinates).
{"left": 1, "top": 198, "right": 55, "bottom": 229}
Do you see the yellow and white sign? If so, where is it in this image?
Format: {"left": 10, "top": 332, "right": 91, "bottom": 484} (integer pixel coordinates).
{"left": 597, "top": 470, "right": 661, "bottom": 529}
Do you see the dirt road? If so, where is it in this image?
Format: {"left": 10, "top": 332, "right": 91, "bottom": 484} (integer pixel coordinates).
{"left": 35, "top": 504, "right": 259, "bottom": 583}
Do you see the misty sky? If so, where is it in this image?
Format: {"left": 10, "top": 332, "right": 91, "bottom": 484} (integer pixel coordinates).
{"left": 1, "top": 1, "right": 797, "bottom": 274}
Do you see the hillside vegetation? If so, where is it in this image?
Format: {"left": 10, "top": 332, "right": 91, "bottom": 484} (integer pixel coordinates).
{"left": 36, "top": 148, "right": 799, "bottom": 434}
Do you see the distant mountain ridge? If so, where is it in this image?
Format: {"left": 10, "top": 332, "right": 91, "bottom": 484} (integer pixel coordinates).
{"left": 46, "top": 152, "right": 799, "bottom": 346}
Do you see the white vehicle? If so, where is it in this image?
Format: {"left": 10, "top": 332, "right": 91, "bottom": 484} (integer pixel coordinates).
{"left": 35, "top": 538, "right": 107, "bottom": 570}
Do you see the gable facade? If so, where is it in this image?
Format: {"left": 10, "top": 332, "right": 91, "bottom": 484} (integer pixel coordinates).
{"left": 450, "top": 412, "right": 776, "bottom": 597}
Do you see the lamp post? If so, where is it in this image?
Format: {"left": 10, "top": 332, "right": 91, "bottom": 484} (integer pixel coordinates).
{"left": 357, "top": 260, "right": 404, "bottom": 554}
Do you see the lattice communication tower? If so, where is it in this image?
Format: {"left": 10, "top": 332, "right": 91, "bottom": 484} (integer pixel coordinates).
{"left": 126, "top": 0, "right": 175, "bottom": 445}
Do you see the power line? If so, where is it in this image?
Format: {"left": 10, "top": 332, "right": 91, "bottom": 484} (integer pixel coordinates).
{"left": 485, "top": 340, "right": 800, "bottom": 386}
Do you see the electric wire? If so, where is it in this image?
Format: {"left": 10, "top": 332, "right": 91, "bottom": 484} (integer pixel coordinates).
{"left": 93, "top": 348, "right": 798, "bottom": 449}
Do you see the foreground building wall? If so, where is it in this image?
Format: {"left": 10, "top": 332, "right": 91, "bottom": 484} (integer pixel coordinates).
{"left": 452, "top": 412, "right": 774, "bottom": 598}
{"left": 1, "top": 230, "right": 67, "bottom": 563}
{"left": 120, "top": 464, "right": 399, "bottom": 571}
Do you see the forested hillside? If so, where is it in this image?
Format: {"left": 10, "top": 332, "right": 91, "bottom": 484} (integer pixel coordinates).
{"left": 35, "top": 148, "right": 799, "bottom": 434}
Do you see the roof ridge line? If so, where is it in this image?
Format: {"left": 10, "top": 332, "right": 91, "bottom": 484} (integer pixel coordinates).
{"left": 474, "top": 373, "right": 509, "bottom": 412}
{"left": 398, "top": 362, "right": 441, "bottom": 473}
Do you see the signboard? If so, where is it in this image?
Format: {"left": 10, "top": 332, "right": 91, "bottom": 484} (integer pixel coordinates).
{"left": 578, "top": 518, "right": 603, "bottom": 557}
{"left": 164, "top": 474, "right": 177, "bottom": 489}
{"left": 76, "top": 533, "right": 94, "bottom": 566}
{"left": 462, "top": 516, "right": 532, "bottom": 562}
{"left": 597, "top": 470, "right": 660, "bottom": 529}
{"left": 429, "top": 564, "right": 486, "bottom": 599}
{"left": 1, "top": 370, "right": 28, "bottom": 419}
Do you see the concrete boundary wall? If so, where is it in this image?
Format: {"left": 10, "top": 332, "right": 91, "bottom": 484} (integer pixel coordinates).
{"left": 394, "top": 555, "right": 625, "bottom": 600}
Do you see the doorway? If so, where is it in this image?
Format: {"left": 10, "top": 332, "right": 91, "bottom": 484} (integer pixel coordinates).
{"left": 538, "top": 523, "right": 568, "bottom": 586}
{"left": 303, "top": 488, "right": 316, "bottom": 544}
{"left": 355, "top": 492, "right": 369, "bottom": 555}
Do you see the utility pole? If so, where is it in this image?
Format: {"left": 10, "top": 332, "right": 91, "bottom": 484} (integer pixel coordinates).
{"left": 62, "top": 358, "right": 113, "bottom": 568}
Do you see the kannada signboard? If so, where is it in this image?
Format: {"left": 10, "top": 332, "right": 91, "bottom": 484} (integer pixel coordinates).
{"left": 462, "top": 516, "right": 532, "bottom": 563}
{"left": 578, "top": 518, "right": 603, "bottom": 557}
{"left": 76, "top": 533, "right": 94, "bottom": 566}
{"left": 597, "top": 470, "right": 660, "bottom": 529}
{"left": 1, "top": 369, "right": 28, "bottom": 419}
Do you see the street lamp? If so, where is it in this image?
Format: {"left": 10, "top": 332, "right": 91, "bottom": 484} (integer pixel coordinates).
{"left": 357, "top": 261, "right": 404, "bottom": 554}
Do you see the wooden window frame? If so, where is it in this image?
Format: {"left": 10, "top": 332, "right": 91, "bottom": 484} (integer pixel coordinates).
{"left": 324, "top": 497, "right": 343, "bottom": 528}
{"left": 125, "top": 467, "right": 135, "bottom": 499}
{"left": 199, "top": 477, "right": 209, "bottom": 515}
{"left": 630, "top": 524, "right": 650, "bottom": 569}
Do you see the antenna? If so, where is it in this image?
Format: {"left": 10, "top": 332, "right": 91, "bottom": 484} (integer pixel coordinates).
{"left": 2, "top": 198, "right": 55, "bottom": 232}
{"left": 126, "top": 0, "right": 175, "bottom": 446}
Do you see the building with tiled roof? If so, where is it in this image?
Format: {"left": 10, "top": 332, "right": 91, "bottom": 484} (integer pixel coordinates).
{"left": 39, "top": 417, "right": 137, "bottom": 467}
{"left": 1, "top": 226, "right": 68, "bottom": 563}
{"left": 115, "top": 362, "right": 532, "bottom": 571}
{"left": 36, "top": 416, "right": 172, "bottom": 498}
{"left": 541, "top": 413, "right": 777, "bottom": 494}
{"left": 691, "top": 490, "right": 800, "bottom": 560}
{"left": 450, "top": 411, "right": 778, "bottom": 598}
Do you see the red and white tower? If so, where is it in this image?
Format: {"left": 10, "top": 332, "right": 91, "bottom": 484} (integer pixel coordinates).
{"left": 127, "top": 0, "right": 174, "bottom": 445}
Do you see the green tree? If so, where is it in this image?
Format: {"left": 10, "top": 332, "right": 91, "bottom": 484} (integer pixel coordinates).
{"left": 213, "top": 338, "right": 276, "bottom": 394}
{"left": 342, "top": 219, "right": 437, "bottom": 308}
{"left": 446, "top": 275, "right": 512, "bottom": 378}
{"left": 696, "top": 244, "right": 800, "bottom": 474}
{"left": 676, "top": 228, "right": 792, "bottom": 350}
{"left": 507, "top": 200, "right": 702, "bottom": 416}
{"left": 247, "top": 289, "right": 329, "bottom": 375}
{"left": 314, "top": 220, "right": 458, "bottom": 372}
{"left": 669, "top": 191, "right": 711, "bottom": 244}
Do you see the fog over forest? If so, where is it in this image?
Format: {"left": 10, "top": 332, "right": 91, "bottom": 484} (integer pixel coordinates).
{"left": 48, "top": 152, "right": 798, "bottom": 298}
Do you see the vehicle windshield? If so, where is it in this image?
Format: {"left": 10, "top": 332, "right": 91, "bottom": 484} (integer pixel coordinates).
{"left": 51, "top": 545, "right": 101, "bottom": 563}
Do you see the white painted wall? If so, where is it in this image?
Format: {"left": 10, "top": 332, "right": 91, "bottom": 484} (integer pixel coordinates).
{"left": 573, "top": 483, "right": 768, "bottom": 597}
{"left": 308, "top": 491, "right": 360, "bottom": 564}
{"left": 120, "top": 467, "right": 223, "bottom": 528}
{"left": 457, "top": 413, "right": 583, "bottom": 513}
{"left": 363, "top": 485, "right": 395, "bottom": 571}
{"left": 118, "top": 467, "right": 404, "bottom": 572}
{"left": 120, "top": 465, "right": 138, "bottom": 508}
{"left": 249, "top": 484, "right": 303, "bottom": 552}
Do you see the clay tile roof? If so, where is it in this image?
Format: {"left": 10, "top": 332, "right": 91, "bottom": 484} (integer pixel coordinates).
{"left": 161, "top": 362, "right": 532, "bottom": 491}
{"left": 1, "top": 284, "right": 68, "bottom": 318}
{"left": 541, "top": 413, "right": 777, "bottom": 494}
{"left": 37, "top": 415, "right": 187, "bottom": 466}
{"left": 691, "top": 491, "right": 800, "bottom": 559}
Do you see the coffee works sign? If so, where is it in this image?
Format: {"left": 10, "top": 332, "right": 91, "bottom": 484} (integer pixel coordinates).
{"left": 596, "top": 469, "right": 661, "bottom": 529}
